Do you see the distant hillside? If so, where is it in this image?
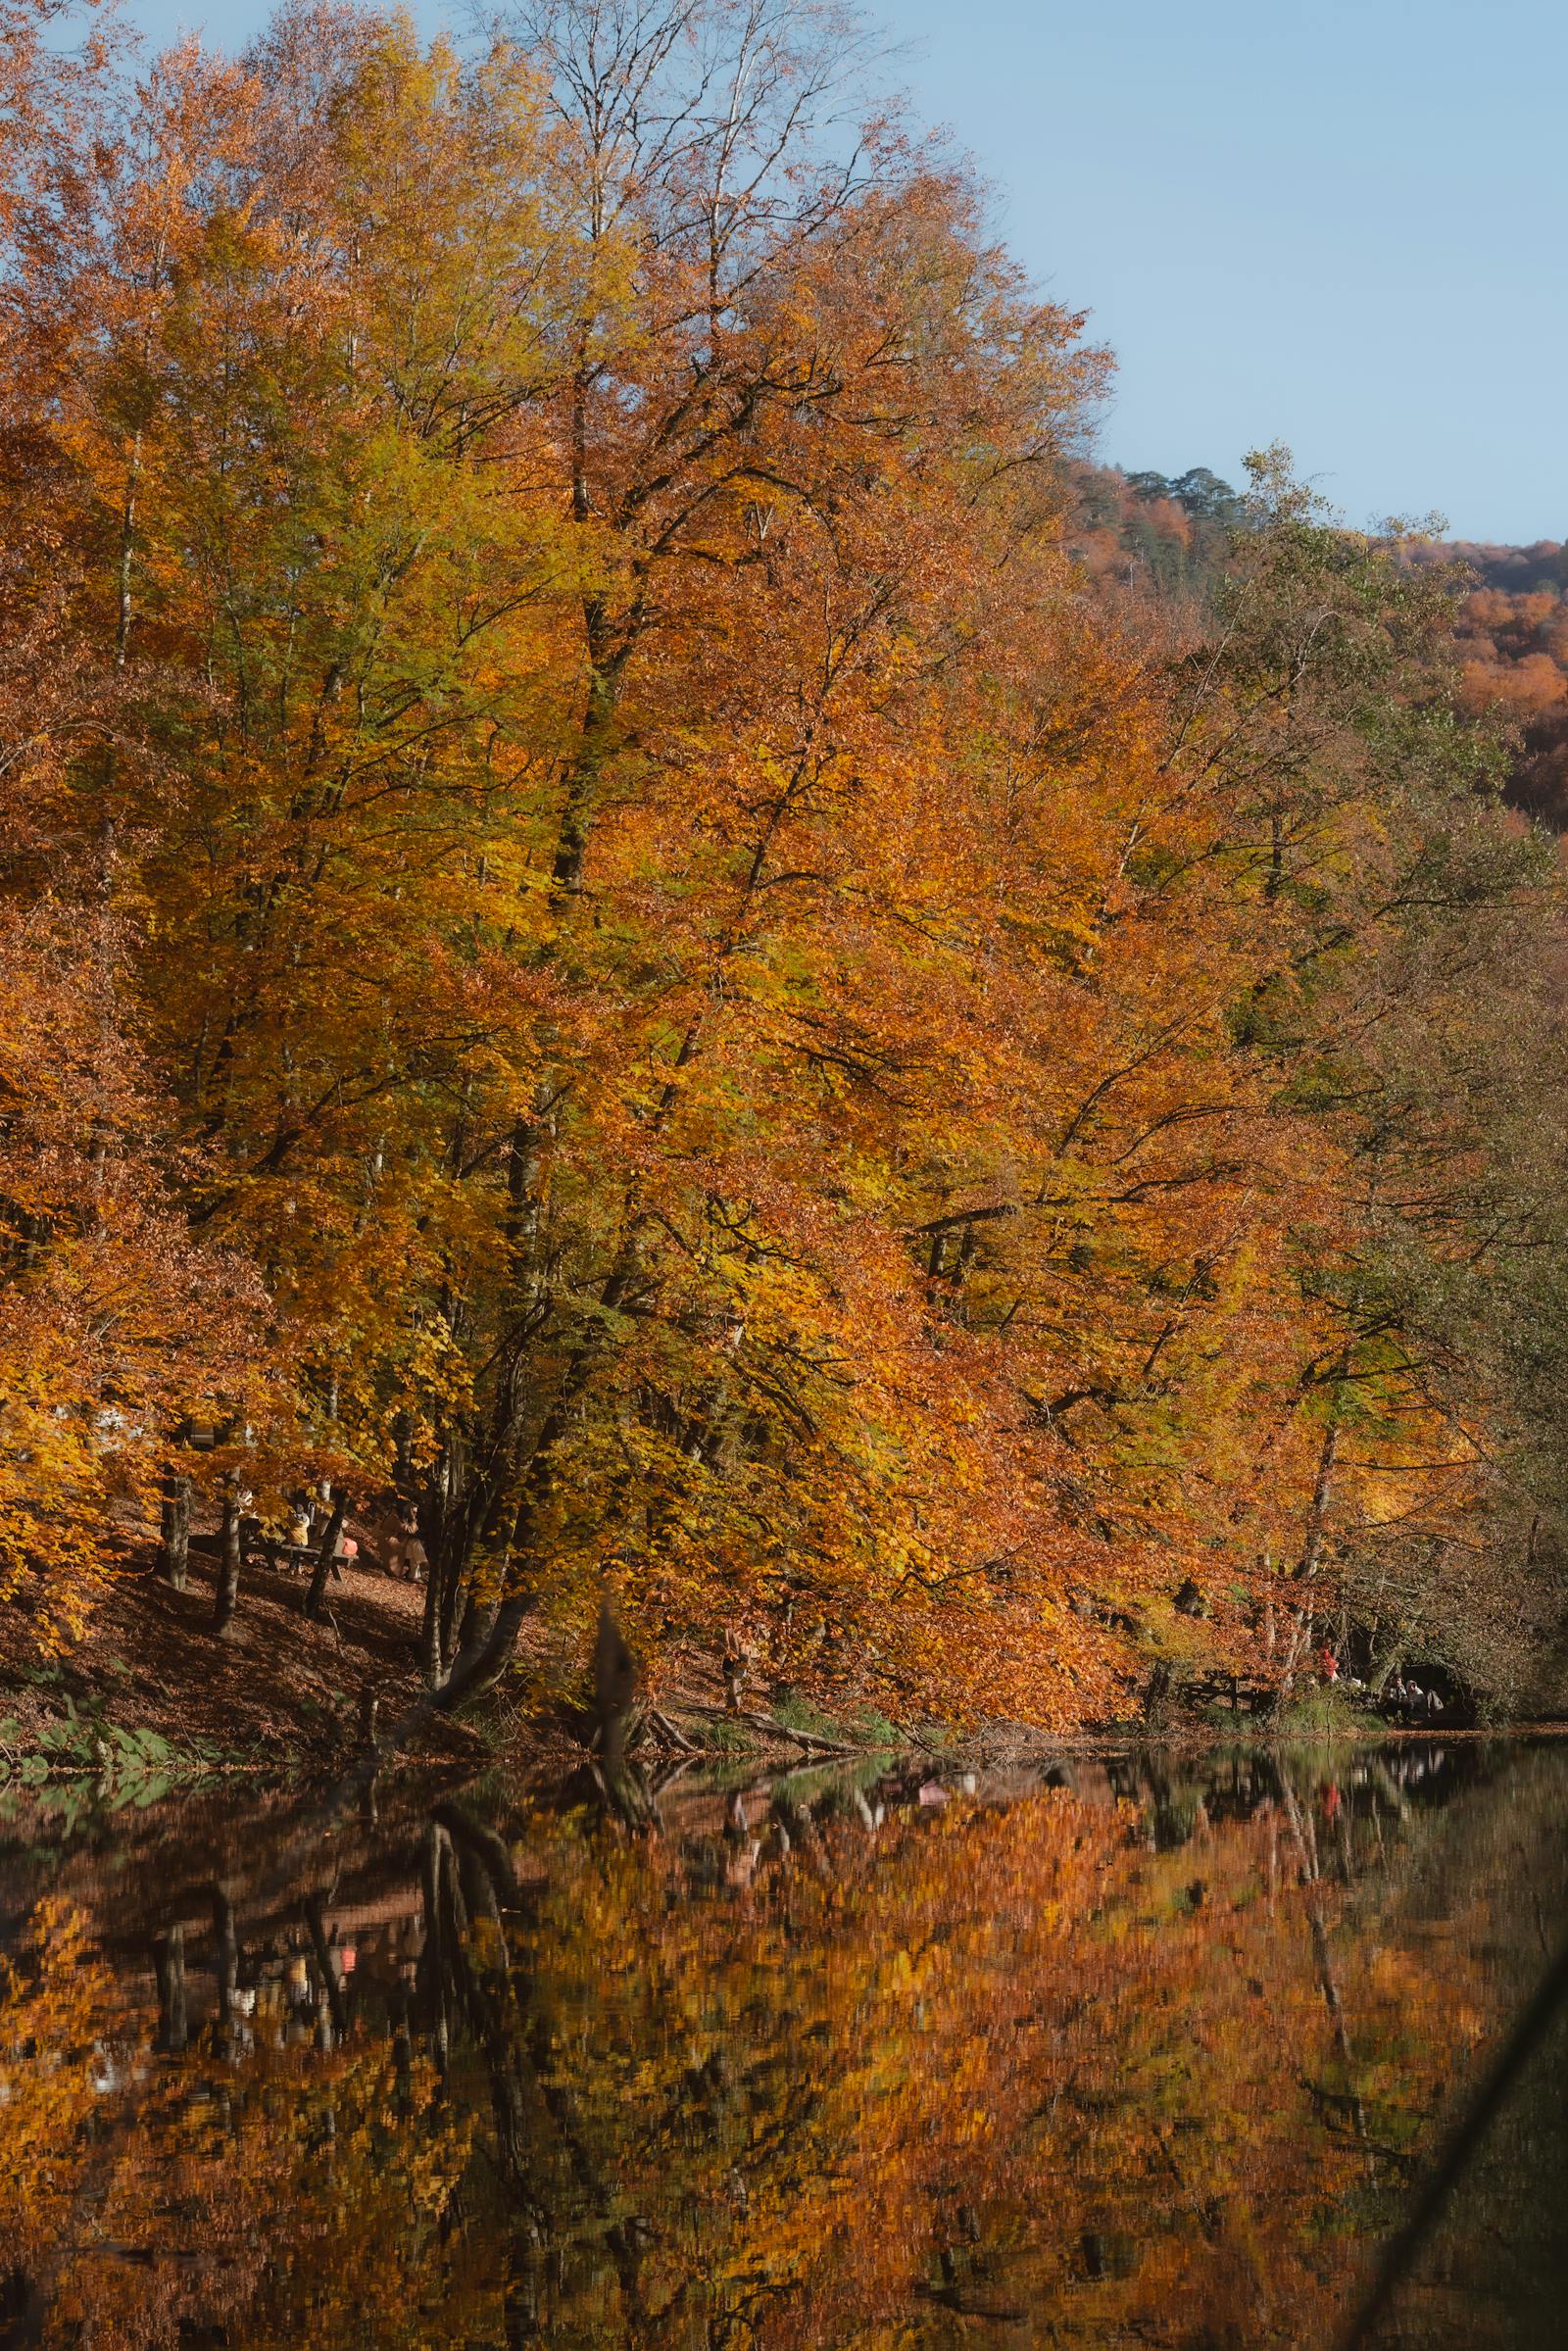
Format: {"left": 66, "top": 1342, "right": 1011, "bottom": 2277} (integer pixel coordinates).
{"left": 1076, "top": 466, "right": 1568, "bottom": 825}
{"left": 1408, "top": 537, "right": 1568, "bottom": 827}
{"left": 1066, "top": 462, "right": 1243, "bottom": 608}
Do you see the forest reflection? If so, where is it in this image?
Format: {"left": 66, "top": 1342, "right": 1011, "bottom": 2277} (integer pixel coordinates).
{"left": 2, "top": 1740, "right": 1566, "bottom": 2350}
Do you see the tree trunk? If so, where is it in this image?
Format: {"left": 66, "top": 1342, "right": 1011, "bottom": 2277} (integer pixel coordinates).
{"left": 213, "top": 1477, "right": 242, "bottom": 1635}
{"left": 1298, "top": 1418, "right": 1339, "bottom": 1585}
{"left": 304, "top": 1492, "right": 347, "bottom": 1622}
{"left": 159, "top": 1470, "right": 190, "bottom": 1592}
{"left": 422, "top": 1235, "right": 640, "bottom": 1710}
{"left": 420, "top": 1557, "right": 446, "bottom": 1689}
{"left": 415, "top": 1440, "right": 479, "bottom": 1682}
{"left": 428, "top": 1595, "right": 533, "bottom": 1714}
{"left": 455, "top": 1582, "right": 496, "bottom": 1661}
{"left": 1281, "top": 1416, "right": 1340, "bottom": 1694}
{"left": 393, "top": 1410, "right": 415, "bottom": 1498}
{"left": 593, "top": 1598, "right": 637, "bottom": 1767}
{"left": 437, "top": 1536, "right": 469, "bottom": 1672}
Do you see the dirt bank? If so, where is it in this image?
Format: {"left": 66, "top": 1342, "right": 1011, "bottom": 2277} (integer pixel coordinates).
{"left": 0, "top": 1542, "right": 488, "bottom": 1782}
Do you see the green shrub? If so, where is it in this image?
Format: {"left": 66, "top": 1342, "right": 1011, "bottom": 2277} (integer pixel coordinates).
{"left": 1271, "top": 1685, "right": 1362, "bottom": 1741}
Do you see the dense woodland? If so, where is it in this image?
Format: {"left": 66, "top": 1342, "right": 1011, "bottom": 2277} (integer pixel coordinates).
{"left": 1432, "top": 540, "right": 1568, "bottom": 828}
{"left": 6, "top": 0, "right": 1568, "bottom": 1731}
{"left": 1087, "top": 466, "right": 1568, "bottom": 835}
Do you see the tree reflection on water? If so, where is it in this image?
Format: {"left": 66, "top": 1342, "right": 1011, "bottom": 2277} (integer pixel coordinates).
{"left": 1, "top": 1739, "right": 1565, "bottom": 2348}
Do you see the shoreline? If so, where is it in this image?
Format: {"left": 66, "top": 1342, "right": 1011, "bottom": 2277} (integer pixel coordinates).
{"left": 5, "top": 1545, "right": 1562, "bottom": 1814}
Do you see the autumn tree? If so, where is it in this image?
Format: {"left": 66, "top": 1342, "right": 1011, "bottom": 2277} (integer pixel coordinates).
{"left": 4, "top": 0, "right": 1568, "bottom": 1719}
{"left": 0, "top": 0, "right": 268, "bottom": 1645}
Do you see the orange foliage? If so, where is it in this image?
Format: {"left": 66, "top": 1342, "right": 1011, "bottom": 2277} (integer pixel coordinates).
{"left": 1412, "top": 536, "right": 1568, "bottom": 825}
{"left": 1, "top": 0, "right": 1564, "bottom": 1720}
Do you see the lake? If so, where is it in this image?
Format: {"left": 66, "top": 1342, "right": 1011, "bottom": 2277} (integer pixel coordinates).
{"left": 2, "top": 1737, "right": 1565, "bottom": 2347}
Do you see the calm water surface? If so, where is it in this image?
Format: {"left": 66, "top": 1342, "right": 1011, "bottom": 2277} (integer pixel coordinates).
{"left": 2, "top": 1738, "right": 1566, "bottom": 2348}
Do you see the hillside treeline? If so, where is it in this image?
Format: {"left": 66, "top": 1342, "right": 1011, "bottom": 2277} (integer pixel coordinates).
{"left": 1422, "top": 539, "right": 1568, "bottom": 828}
{"left": 1069, "top": 461, "right": 1247, "bottom": 609}
{"left": 4, "top": 0, "right": 1568, "bottom": 1723}
{"left": 1086, "top": 466, "right": 1568, "bottom": 836}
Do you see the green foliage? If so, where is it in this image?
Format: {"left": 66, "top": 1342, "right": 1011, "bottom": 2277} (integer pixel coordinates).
{"left": 684, "top": 1716, "right": 757, "bottom": 1755}
{"left": 0, "top": 1697, "right": 235, "bottom": 1823}
{"left": 1270, "top": 1686, "right": 1364, "bottom": 1742}
{"left": 850, "top": 1706, "right": 904, "bottom": 1749}
{"left": 769, "top": 1690, "right": 847, "bottom": 1739}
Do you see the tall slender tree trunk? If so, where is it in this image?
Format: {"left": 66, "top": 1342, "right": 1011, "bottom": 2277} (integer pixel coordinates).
{"left": 437, "top": 1533, "right": 469, "bottom": 1671}
{"left": 1298, "top": 1418, "right": 1339, "bottom": 1586}
{"left": 159, "top": 1470, "right": 190, "bottom": 1592}
{"left": 213, "top": 1476, "right": 242, "bottom": 1635}
{"left": 1281, "top": 1417, "right": 1340, "bottom": 1693}
{"left": 115, "top": 430, "right": 141, "bottom": 668}
{"left": 305, "top": 1492, "right": 347, "bottom": 1622}
{"left": 420, "top": 1557, "right": 446, "bottom": 1690}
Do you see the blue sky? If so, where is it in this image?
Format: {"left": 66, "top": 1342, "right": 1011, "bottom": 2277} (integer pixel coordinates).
{"left": 117, "top": 0, "right": 1565, "bottom": 544}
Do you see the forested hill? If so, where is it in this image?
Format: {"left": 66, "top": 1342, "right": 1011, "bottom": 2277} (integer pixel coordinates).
{"left": 1076, "top": 464, "right": 1568, "bottom": 826}
{"left": 1067, "top": 463, "right": 1249, "bottom": 606}
{"left": 1413, "top": 537, "right": 1568, "bottom": 827}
